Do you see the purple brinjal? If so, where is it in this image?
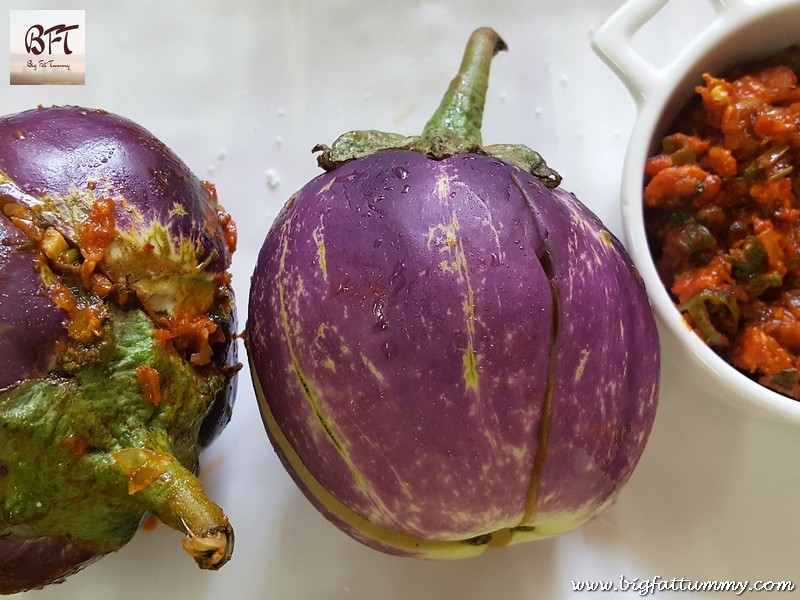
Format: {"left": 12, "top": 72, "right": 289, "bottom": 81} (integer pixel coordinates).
{"left": 246, "top": 28, "right": 660, "bottom": 557}
{"left": 0, "top": 106, "right": 238, "bottom": 593}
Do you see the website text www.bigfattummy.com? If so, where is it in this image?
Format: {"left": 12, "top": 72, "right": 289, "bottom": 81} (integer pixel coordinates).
{"left": 570, "top": 575, "right": 795, "bottom": 596}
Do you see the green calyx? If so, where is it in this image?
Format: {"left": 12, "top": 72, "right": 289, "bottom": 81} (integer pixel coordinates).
{"left": 313, "top": 27, "right": 561, "bottom": 189}
{"left": 0, "top": 304, "right": 233, "bottom": 569}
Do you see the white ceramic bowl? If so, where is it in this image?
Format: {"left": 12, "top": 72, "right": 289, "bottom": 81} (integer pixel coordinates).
{"left": 593, "top": 0, "right": 800, "bottom": 425}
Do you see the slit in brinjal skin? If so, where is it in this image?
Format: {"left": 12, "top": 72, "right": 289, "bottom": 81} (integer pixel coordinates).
{"left": 246, "top": 27, "right": 660, "bottom": 557}
{"left": 505, "top": 171, "right": 559, "bottom": 529}
{"left": 520, "top": 242, "right": 558, "bottom": 529}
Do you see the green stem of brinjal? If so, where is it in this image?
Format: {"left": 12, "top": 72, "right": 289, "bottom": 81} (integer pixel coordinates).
{"left": 416, "top": 27, "right": 507, "bottom": 156}
{"left": 314, "top": 27, "right": 561, "bottom": 187}
{"left": 111, "top": 447, "right": 233, "bottom": 570}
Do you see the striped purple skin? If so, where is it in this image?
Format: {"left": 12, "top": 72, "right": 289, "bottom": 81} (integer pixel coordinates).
{"left": 0, "top": 105, "right": 229, "bottom": 276}
{"left": 248, "top": 150, "right": 659, "bottom": 550}
{"left": 0, "top": 213, "right": 67, "bottom": 392}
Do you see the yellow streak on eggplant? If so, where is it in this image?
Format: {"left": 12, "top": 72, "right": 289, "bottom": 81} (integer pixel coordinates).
{"left": 314, "top": 325, "right": 337, "bottom": 373}
{"left": 275, "top": 219, "right": 393, "bottom": 519}
{"left": 312, "top": 214, "right": 328, "bottom": 282}
{"left": 360, "top": 354, "right": 385, "bottom": 384}
{"left": 599, "top": 230, "right": 615, "bottom": 248}
{"left": 436, "top": 173, "right": 450, "bottom": 201}
{"left": 427, "top": 213, "right": 480, "bottom": 393}
{"left": 575, "top": 349, "right": 590, "bottom": 382}
{"left": 318, "top": 177, "right": 336, "bottom": 194}
{"left": 168, "top": 203, "right": 188, "bottom": 219}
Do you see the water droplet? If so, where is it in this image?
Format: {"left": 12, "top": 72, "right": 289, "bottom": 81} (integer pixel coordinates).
{"left": 332, "top": 280, "right": 352, "bottom": 295}
{"left": 266, "top": 169, "right": 281, "bottom": 190}
{"left": 367, "top": 197, "right": 385, "bottom": 218}
{"left": 374, "top": 237, "right": 384, "bottom": 248}
{"left": 391, "top": 261, "right": 408, "bottom": 294}
{"left": 393, "top": 166, "right": 409, "bottom": 180}
{"left": 401, "top": 185, "right": 411, "bottom": 194}
{"left": 382, "top": 340, "right": 396, "bottom": 358}
{"left": 490, "top": 253, "right": 502, "bottom": 267}
{"left": 373, "top": 301, "right": 389, "bottom": 332}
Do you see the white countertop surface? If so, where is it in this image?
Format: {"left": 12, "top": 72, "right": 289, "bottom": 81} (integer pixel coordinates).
{"left": 3, "top": 0, "right": 799, "bottom": 598}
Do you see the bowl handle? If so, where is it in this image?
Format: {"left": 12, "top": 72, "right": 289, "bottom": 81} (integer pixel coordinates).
{"left": 592, "top": 0, "right": 731, "bottom": 107}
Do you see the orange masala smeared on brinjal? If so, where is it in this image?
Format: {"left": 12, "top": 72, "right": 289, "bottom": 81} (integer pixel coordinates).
{"left": 0, "top": 105, "right": 239, "bottom": 594}
{"left": 644, "top": 46, "right": 800, "bottom": 400}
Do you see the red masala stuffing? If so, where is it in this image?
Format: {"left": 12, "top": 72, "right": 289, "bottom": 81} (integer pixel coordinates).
{"left": 644, "top": 48, "right": 800, "bottom": 399}
{"left": 154, "top": 315, "right": 221, "bottom": 366}
{"left": 60, "top": 434, "right": 90, "bottom": 457}
{"left": 136, "top": 364, "right": 162, "bottom": 405}
{"left": 142, "top": 514, "right": 160, "bottom": 531}
{"left": 46, "top": 282, "right": 106, "bottom": 343}
{"left": 68, "top": 304, "right": 106, "bottom": 344}
{"left": 218, "top": 209, "right": 238, "bottom": 256}
{"left": 2, "top": 201, "right": 41, "bottom": 240}
{"left": 6, "top": 187, "right": 231, "bottom": 375}
{"left": 48, "top": 282, "right": 79, "bottom": 314}
{"left": 202, "top": 181, "right": 238, "bottom": 256}
{"left": 79, "top": 197, "right": 116, "bottom": 289}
